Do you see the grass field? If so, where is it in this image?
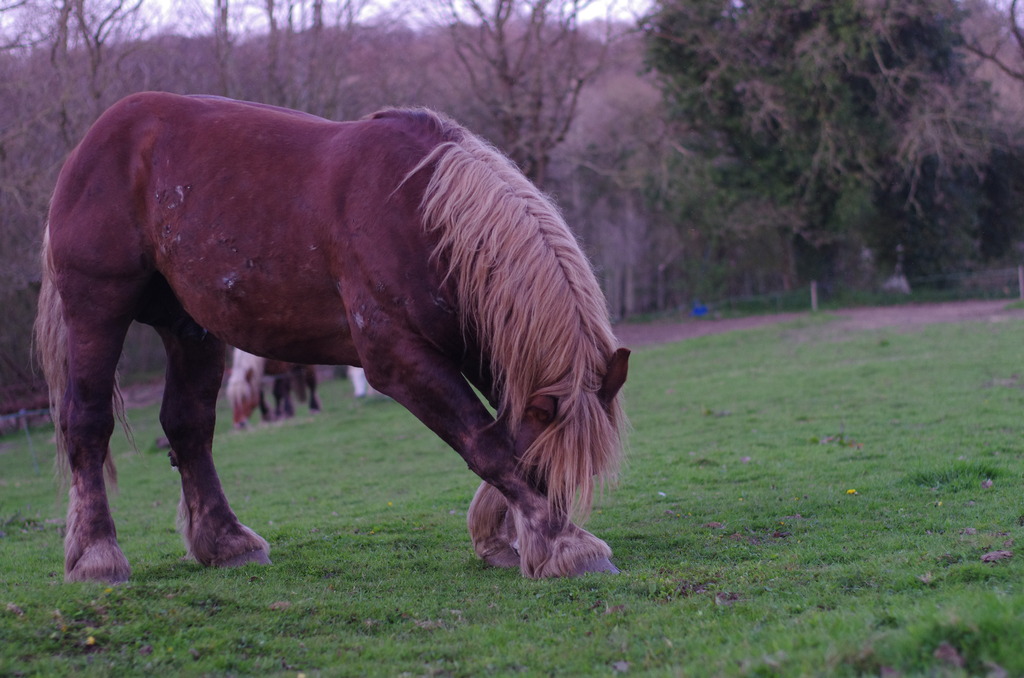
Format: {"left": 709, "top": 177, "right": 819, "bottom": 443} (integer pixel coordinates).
{"left": 2, "top": 312, "right": 1022, "bottom": 677}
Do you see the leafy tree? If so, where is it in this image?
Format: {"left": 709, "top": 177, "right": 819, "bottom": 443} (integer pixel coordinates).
{"left": 645, "top": 0, "right": 1005, "bottom": 290}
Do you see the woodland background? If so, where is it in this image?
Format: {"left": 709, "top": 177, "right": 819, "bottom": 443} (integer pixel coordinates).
{"left": 2, "top": 0, "right": 1024, "bottom": 412}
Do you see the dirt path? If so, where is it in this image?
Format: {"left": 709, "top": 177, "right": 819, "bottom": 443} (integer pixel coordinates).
{"left": 612, "top": 299, "right": 1024, "bottom": 348}
{"left": 115, "top": 300, "right": 1024, "bottom": 409}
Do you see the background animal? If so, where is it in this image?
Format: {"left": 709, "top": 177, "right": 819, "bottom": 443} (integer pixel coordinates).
{"left": 347, "top": 366, "right": 378, "bottom": 398}
{"left": 226, "top": 348, "right": 320, "bottom": 428}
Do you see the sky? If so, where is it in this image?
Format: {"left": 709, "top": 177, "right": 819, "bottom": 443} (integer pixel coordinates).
{"left": 145, "top": 0, "right": 651, "bottom": 37}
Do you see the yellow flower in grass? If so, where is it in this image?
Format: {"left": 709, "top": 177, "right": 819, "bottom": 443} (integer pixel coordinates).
{"left": 846, "top": 489, "right": 858, "bottom": 495}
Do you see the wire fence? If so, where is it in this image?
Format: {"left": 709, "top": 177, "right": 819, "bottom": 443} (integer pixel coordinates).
{"left": 711, "top": 266, "right": 1024, "bottom": 316}
{"left": 4, "top": 265, "right": 1024, "bottom": 429}
{"left": 0, "top": 407, "right": 48, "bottom": 474}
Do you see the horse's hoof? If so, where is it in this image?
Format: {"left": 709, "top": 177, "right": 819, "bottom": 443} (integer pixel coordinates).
{"left": 217, "top": 549, "right": 272, "bottom": 568}
{"left": 481, "top": 546, "right": 521, "bottom": 568}
{"left": 65, "top": 543, "right": 132, "bottom": 584}
{"left": 66, "top": 565, "right": 131, "bottom": 585}
{"left": 573, "top": 556, "right": 619, "bottom": 576}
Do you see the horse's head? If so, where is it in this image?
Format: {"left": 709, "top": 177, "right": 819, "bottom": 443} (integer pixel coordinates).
{"left": 473, "top": 347, "right": 629, "bottom": 575}
{"left": 513, "top": 347, "right": 630, "bottom": 470}
{"left": 230, "top": 366, "right": 260, "bottom": 428}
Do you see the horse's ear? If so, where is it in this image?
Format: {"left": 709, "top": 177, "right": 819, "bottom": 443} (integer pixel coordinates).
{"left": 526, "top": 395, "right": 558, "bottom": 425}
{"left": 598, "top": 348, "right": 630, "bottom": 404}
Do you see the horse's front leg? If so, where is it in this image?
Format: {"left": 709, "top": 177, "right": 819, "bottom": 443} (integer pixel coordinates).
{"left": 157, "top": 328, "right": 271, "bottom": 569}
{"left": 467, "top": 480, "right": 520, "bottom": 568}
{"left": 466, "top": 480, "right": 618, "bottom": 575}
{"left": 363, "top": 344, "right": 615, "bottom": 578}
{"left": 478, "top": 465, "right": 616, "bottom": 578}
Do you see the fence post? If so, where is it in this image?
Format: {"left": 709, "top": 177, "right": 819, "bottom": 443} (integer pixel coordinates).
{"left": 810, "top": 281, "right": 819, "bottom": 312}
{"left": 20, "top": 410, "right": 40, "bottom": 475}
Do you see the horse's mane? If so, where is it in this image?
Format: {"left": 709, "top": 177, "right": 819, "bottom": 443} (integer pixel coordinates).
{"left": 392, "top": 109, "right": 626, "bottom": 520}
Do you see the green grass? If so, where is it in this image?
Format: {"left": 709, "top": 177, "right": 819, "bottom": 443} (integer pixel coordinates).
{"left": 2, "top": 314, "right": 1023, "bottom": 677}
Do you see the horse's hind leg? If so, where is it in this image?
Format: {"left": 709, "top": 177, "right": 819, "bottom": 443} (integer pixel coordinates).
{"left": 305, "top": 367, "right": 321, "bottom": 413}
{"left": 157, "top": 327, "right": 270, "bottom": 568}
{"left": 258, "top": 387, "right": 272, "bottom": 422}
{"left": 61, "top": 318, "right": 134, "bottom": 583}
{"left": 272, "top": 375, "right": 294, "bottom": 419}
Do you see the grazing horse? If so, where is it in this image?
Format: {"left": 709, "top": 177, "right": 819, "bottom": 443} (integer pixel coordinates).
{"left": 226, "top": 347, "right": 320, "bottom": 428}
{"left": 34, "top": 92, "right": 629, "bottom": 584}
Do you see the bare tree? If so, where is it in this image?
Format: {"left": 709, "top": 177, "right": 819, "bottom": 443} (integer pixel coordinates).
{"left": 49, "top": 0, "right": 146, "bottom": 139}
{"left": 963, "top": 0, "right": 1024, "bottom": 84}
{"left": 240, "top": 0, "right": 394, "bottom": 111}
{"left": 962, "top": 0, "right": 1024, "bottom": 136}
{"left": 214, "top": 0, "right": 232, "bottom": 93}
{"left": 554, "top": 33, "right": 681, "bottom": 316}
{"left": 1, "top": 0, "right": 37, "bottom": 52}
{"left": 431, "top": 0, "right": 616, "bottom": 187}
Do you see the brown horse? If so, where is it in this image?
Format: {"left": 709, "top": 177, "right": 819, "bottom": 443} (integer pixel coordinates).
{"left": 34, "top": 92, "right": 629, "bottom": 584}
{"left": 226, "top": 347, "right": 320, "bottom": 428}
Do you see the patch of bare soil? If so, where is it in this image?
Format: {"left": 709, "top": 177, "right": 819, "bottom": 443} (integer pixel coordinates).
{"left": 120, "top": 379, "right": 166, "bottom": 409}
{"left": 613, "top": 299, "right": 1024, "bottom": 348}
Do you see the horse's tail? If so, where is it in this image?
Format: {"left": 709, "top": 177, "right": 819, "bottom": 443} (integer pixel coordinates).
{"left": 411, "top": 113, "right": 626, "bottom": 522}
{"left": 33, "top": 226, "right": 121, "bottom": 487}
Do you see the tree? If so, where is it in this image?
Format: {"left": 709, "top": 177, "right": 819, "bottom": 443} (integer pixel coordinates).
{"left": 1, "top": 0, "right": 41, "bottom": 52}
{"left": 0, "top": 0, "right": 152, "bottom": 409}
{"left": 552, "top": 33, "right": 679, "bottom": 317}
{"left": 962, "top": 0, "right": 1024, "bottom": 88}
{"left": 959, "top": 0, "right": 1024, "bottom": 270}
{"left": 645, "top": 0, "right": 1003, "bottom": 291}
{"left": 431, "top": 0, "right": 614, "bottom": 187}
{"left": 213, "top": 0, "right": 232, "bottom": 93}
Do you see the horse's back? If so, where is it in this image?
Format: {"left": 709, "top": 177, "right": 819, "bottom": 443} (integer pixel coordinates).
{"left": 48, "top": 92, "right": 343, "bottom": 269}
{"left": 48, "top": 93, "right": 457, "bottom": 365}
{"left": 52, "top": 92, "right": 449, "bottom": 240}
